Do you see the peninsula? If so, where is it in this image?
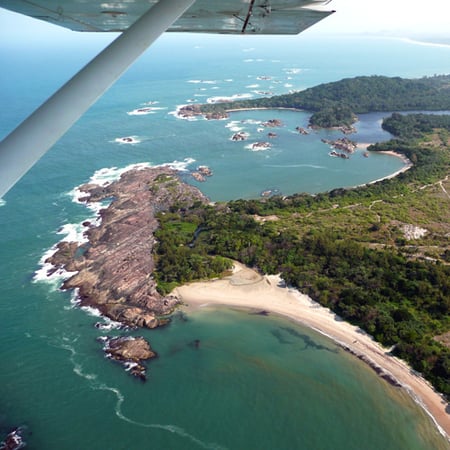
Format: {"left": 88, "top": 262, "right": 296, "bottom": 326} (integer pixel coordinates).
{"left": 47, "top": 166, "right": 210, "bottom": 378}
{"left": 178, "top": 74, "right": 450, "bottom": 129}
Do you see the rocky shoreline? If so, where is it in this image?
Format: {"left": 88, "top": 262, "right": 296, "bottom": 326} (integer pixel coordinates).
{"left": 47, "top": 166, "right": 208, "bottom": 378}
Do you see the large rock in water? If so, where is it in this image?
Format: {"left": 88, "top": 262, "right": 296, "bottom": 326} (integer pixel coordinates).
{"left": 101, "top": 336, "right": 157, "bottom": 381}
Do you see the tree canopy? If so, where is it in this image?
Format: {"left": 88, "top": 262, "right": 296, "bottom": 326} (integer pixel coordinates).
{"left": 153, "top": 113, "right": 450, "bottom": 398}
{"left": 199, "top": 74, "right": 450, "bottom": 128}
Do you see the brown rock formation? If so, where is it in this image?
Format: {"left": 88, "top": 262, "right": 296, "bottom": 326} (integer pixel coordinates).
{"left": 231, "top": 132, "right": 248, "bottom": 141}
{"left": 295, "top": 126, "right": 309, "bottom": 135}
{"left": 47, "top": 166, "right": 208, "bottom": 328}
{"left": 322, "top": 137, "right": 357, "bottom": 154}
{"left": 262, "top": 119, "right": 283, "bottom": 127}
{"left": 46, "top": 166, "right": 209, "bottom": 378}
{"left": 177, "top": 104, "right": 229, "bottom": 120}
{"left": 101, "top": 336, "right": 157, "bottom": 381}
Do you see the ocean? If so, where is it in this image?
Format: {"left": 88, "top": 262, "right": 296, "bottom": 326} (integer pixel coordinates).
{"left": 1, "top": 31, "right": 450, "bottom": 449}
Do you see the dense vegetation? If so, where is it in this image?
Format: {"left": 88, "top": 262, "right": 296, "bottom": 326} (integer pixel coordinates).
{"left": 382, "top": 112, "right": 450, "bottom": 138}
{"left": 154, "top": 113, "right": 450, "bottom": 397}
{"left": 199, "top": 74, "right": 450, "bottom": 128}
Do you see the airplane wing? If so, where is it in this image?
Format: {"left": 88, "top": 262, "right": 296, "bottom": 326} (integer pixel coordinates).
{"left": 0, "top": 0, "right": 334, "bottom": 34}
{"left": 0, "top": 1, "right": 334, "bottom": 199}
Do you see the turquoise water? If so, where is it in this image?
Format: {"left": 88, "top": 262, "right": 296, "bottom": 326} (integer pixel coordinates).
{"left": 1, "top": 33, "right": 450, "bottom": 448}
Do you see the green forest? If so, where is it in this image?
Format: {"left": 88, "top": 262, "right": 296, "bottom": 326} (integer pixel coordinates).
{"left": 153, "top": 112, "right": 450, "bottom": 398}
{"left": 199, "top": 74, "right": 450, "bottom": 128}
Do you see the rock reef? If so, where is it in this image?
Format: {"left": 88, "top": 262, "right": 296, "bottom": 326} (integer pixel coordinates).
{"left": 322, "top": 137, "right": 357, "bottom": 154}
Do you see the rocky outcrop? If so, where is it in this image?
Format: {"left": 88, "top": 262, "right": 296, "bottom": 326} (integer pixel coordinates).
{"left": 251, "top": 142, "right": 271, "bottom": 151}
{"left": 231, "top": 132, "right": 248, "bottom": 141}
{"left": 100, "top": 336, "right": 157, "bottom": 381}
{"left": 295, "top": 126, "right": 309, "bottom": 135}
{"left": 322, "top": 137, "right": 357, "bottom": 154}
{"left": 46, "top": 166, "right": 208, "bottom": 377}
{"left": 329, "top": 151, "right": 350, "bottom": 159}
{"left": 191, "top": 165, "right": 213, "bottom": 182}
{"left": 177, "top": 104, "right": 228, "bottom": 120}
{"left": 177, "top": 104, "right": 203, "bottom": 119}
{"left": 262, "top": 119, "right": 283, "bottom": 127}
{"left": 48, "top": 167, "right": 207, "bottom": 327}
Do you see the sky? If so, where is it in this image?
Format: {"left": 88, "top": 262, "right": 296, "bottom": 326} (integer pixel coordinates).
{"left": 1, "top": 0, "right": 450, "bottom": 47}
{"left": 315, "top": 0, "right": 450, "bottom": 37}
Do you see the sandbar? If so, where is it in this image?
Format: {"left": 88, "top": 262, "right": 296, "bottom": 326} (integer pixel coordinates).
{"left": 173, "top": 262, "right": 450, "bottom": 440}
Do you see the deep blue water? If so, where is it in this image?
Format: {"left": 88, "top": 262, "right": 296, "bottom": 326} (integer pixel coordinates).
{"left": 1, "top": 32, "right": 450, "bottom": 449}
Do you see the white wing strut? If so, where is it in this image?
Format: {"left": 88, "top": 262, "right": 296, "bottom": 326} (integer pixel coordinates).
{"left": 0, "top": 0, "right": 195, "bottom": 198}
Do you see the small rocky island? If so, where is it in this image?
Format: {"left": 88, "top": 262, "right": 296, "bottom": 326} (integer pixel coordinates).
{"left": 262, "top": 119, "right": 283, "bottom": 128}
{"left": 191, "top": 165, "right": 213, "bottom": 182}
{"left": 322, "top": 137, "right": 357, "bottom": 159}
{"left": 47, "top": 166, "right": 208, "bottom": 379}
{"left": 100, "top": 336, "right": 157, "bottom": 380}
{"left": 231, "top": 131, "right": 248, "bottom": 141}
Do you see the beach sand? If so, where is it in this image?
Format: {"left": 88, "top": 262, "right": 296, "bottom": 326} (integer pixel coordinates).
{"left": 173, "top": 262, "right": 450, "bottom": 440}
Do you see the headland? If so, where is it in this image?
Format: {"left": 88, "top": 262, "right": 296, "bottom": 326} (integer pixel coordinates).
{"left": 46, "top": 166, "right": 209, "bottom": 379}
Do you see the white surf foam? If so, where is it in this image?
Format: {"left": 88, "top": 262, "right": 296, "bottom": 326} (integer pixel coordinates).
{"left": 264, "top": 163, "right": 327, "bottom": 170}
{"left": 245, "top": 142, "right": 272, "bottom": 152}
{"left": 206, "top": 93, "right": 253, "bottom": 104}
{"left": 33, "top": 247, "right": 78, "bottom": 288}
{"left": 187, "top": 79, "right": 217, "bottom": 84}
{"left": 225, "top": 121, "right": 244, "bottom": 130}
{"left": 114, "top": 136, "right": 141, "bottom": 145}
{"left": 171, "top": 105, "right": 205, "bottom": 121}
{"left": 50, "top": 334, "right": 97, "bottom": 382}
{"left": 283, "top": 68, "right": 302, "bottom": 74}
{"left": 88, "top": 163, "right": 152, "bottom": 186}
{"left": 33, "top": 220, "right": 89, "bottom": 286}
{"left": 127, "top": 106, "right": 167, "bottom": 116}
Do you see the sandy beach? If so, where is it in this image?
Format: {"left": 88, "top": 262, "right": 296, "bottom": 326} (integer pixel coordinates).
{"left": 173, "top": 262, "right": 450, "bottom": 440}
{"left": 353, "top": 145, "right": 413, "bottom": 185}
